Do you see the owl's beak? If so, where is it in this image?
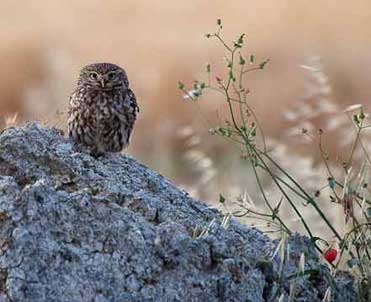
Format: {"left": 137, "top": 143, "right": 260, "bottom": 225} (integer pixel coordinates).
{"left": 101, "top": 79, "right": 106, "bottom": 88}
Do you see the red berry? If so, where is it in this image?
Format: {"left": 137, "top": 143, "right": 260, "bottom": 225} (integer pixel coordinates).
{"left": 324, "top": 248, "right": 337, "bottom": 263}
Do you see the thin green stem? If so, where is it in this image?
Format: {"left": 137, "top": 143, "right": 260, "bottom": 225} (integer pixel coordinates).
{"left": 250, "top": 146, "right": 317, "bottom": 242}
{"left": 213, "top": 34, "right": 232, "bottom": 52}
{"left": 248, "top": 154, "right": 291, "bottom": 234}
{"left": 258, "top": 149, "right": 343, "bottom": 241}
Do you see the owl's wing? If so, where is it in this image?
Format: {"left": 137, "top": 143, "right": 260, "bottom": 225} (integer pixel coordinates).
{"left": 67, "top": 91, "right": 80, "bottom": 120}
{"left": 113, "top": 88, "right": 139, "bottom": 124}
{"left": 127, "top": 88, "right": 139, "bottom": 113}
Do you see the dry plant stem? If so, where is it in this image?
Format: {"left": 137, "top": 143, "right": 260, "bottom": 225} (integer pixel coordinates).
{"left": 335, "top": 224, "right": 371, "bottom": 278}
{"left": 318, "top": 132, "right": 342, "bottom": 202}
{"left": 235, "top": 206, "right": 278, "bottom": 218}
{"left": 346, "top": 114, "right": 371, "bottom": 166}
{"left": 339, "top": 117, "right": 371, "bottom": 265}
{"left": 357, "top": 136, "right": 371, "bottom": 165}
{"left": 270, "top": 238, "right": 290, "bottom": 302}
{"left": 235, "top": 201, "right": 289, "bottom": 230}
{"left": 346, "top": 127, "right": 363, "bottom": 170}
{"left": 236, "top": 212, "right": 284, "bottom": 230}
{"left": 336, "top": 181, "right": 371, "bottom": 207}
{"left": 355, "top": 224, "right": 371, "bottom": 261}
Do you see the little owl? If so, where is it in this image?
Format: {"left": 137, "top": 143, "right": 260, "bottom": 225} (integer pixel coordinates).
{"left": 67, "top": 63, "right": 139, "bottom": 155}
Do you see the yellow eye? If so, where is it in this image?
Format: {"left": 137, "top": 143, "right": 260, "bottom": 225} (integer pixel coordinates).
{"left": 89, "top": 72, "right": 98, "bottom": 80}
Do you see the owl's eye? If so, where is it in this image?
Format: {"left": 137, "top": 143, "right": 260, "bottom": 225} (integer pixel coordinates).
{"left": 89, "top": 72, "right": 98, "bottom": 80}
{"left": 107, "top": 72, "right": 117, "bottom": 80}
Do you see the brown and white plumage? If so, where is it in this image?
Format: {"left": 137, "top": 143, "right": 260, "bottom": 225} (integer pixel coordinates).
{"left": 67, "top": 63, "right": 139, "bottom": 155}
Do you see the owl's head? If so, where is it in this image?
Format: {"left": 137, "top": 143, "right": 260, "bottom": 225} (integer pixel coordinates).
{"left": 77, "top": 63, "right": 129, "bottom": 90}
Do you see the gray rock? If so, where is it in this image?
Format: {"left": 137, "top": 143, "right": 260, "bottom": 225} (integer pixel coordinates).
{"left": 0, "top": 123, "right": 356, "bottom": 302}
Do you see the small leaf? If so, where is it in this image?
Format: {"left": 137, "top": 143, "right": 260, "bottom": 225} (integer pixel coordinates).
{"left": 178, "top": 81, "right": 185, "bottom": 90}
{"left": 353, "top": 114, "right": 360, "bottom": 124}
{"left": 359, "top": 109, "right": 366, "bottom": 120}
{"left": 225, "top": 128, "right": 232, "bottom": 137}
{"left": 206, "top": 63, "right": 211, "bottom": 73}
{"left": 237, "top": 33, "right": 245, "bottom": 44}
{"left": 250, "top": 124, "right": 257, "bottom": 137}
{"left": 249, "top": 54, "right": 255, "bottom": 64}
{"left": 228, "top": 70, "right": 235, "bottom": 81}
{"left": 239, "top": 54, "right": 246, "bottom": 65}
{"left": 259, "top": 58, "right": 270, "bottom": 69}
{"left": 219, "top": 194, "right": 226, "bottom": 204}
{"left": 193, "top": 91, "right": 200, "bottom": 98}
{"left": 217, "top": 19, "right": 222, "bottom": 26}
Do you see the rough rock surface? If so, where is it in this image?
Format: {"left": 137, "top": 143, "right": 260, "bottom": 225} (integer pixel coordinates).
{"left": 0, "top": 123, "right": 356, "bottom": 302}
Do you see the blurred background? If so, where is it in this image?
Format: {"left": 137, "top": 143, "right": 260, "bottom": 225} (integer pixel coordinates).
{"left": 1, "top": 0, "right": 370, "bottom": 238}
